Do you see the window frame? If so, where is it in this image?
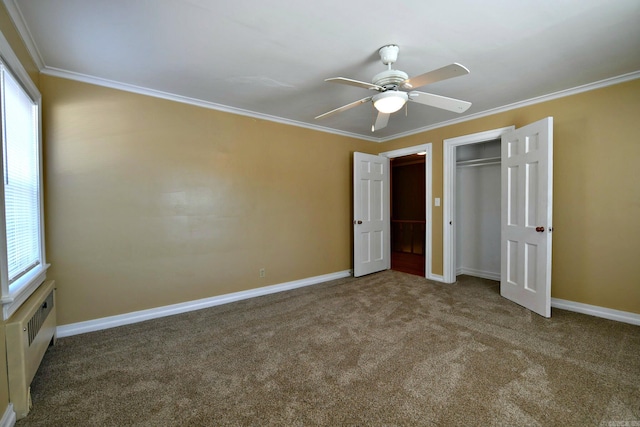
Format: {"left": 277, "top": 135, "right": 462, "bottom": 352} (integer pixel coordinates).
{"left": 0, "top": 30, "right": 48, "bottom": 320}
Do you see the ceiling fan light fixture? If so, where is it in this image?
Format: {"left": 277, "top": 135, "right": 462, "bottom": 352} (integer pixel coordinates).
{"left": 373, "top": 91, "right": 408, "bottom": 114}
{"left": 317, "top": 44, "right": 471, "bottom": 131}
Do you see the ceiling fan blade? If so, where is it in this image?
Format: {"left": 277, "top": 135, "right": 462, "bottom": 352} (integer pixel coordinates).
{"left": 372, "top": 111, "right": 390, "bottom": 132}
{"left": 325, "top": 77, "right": 384, "bottom": 91}
{"left": 315, "top": 97, "right": 372, "bottom": 120}
{"left": 401, "top": 63, "right": 470, "bottom": 90}
{"left": 408, "top": 91, "right": 471, "bottom": 113}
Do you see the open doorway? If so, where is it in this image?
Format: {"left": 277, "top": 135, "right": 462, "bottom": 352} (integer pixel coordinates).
{"left": 379, "top": 143, "right": 433, "bottom": 279}
{"left": 390, "top": 154, "right": 426, "bottom": 276}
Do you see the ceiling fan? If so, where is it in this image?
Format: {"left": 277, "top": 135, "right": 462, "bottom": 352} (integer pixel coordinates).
{"left": 315, "top": 45, "right": 472, "bottom": 132}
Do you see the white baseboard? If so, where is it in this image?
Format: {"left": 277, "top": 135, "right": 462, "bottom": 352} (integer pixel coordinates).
{"left": 56, "top": 269, "right": 640, "bottom": 337}
{"left": 431, "top": 273, "right": 639, "bottom": 326}
{"left": 456, "top": 267, "right": 501, "bottom": 281}
{"left": 551, "top": 298, "right": 640, "bottom": 326}
{"left": 57, "top": 270, "right": 352, "bottom": 338}
{"left": 0, "top": 404, "right": 15, "bottom": 427}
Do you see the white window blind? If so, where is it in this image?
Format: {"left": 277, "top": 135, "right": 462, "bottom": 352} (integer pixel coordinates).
{"left": 1, "top": 66, "right": 41, "bottom": 290}
{"left": 0, "top": 32, "right": 47, "bottom": 320}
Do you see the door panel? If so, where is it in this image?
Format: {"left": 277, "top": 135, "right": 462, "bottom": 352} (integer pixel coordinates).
{"left": 353, "top": 152, "right": 389, "bottom": 277}
{"left": 500, "top": 117, "right": 553, "bottom": 317}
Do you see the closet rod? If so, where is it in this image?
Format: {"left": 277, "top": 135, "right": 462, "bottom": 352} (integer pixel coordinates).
{"left": 456, "top": 156, "right": 501, "bottom": 168}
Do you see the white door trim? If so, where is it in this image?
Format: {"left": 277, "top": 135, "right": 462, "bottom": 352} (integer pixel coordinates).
{"left": 379, "top": 143, "right": 434, "bottom": 280}
{"left": 443, "top": 127, "right": 514, "bottom": 283}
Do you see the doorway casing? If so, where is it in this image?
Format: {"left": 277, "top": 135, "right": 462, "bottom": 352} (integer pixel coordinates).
{"left": 442, "top": 127, "right": 514, "bottom": 284}
{"left": 379, "top": 143, "right": 434, "bottom": 280}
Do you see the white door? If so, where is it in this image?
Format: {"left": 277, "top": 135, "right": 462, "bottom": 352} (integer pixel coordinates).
{"left": 353, "top": 152, "right": 390, "bottom": 277}
{"left": 500, "top": 117, "right": 553, "bottom": 317}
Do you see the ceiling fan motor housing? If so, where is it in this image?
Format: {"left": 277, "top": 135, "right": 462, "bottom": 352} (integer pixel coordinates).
{"left": 372, "top": 69, "right": 409, "bottom": 89}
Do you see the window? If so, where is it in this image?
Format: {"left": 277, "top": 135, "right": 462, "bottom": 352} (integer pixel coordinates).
{"left": 0, "top": 34, "right": 48, "bottom": 320}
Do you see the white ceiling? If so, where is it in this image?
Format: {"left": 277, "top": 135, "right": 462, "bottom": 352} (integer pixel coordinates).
{"left": 5, "top": 0, "right": 640, "bottom": 141}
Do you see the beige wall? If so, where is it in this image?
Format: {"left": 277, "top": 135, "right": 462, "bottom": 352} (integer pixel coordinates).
{"left": 383, "top": 79, "right": 640, "bottom": 314}
{"left": 0, "top": 4, "right": 41, "bottom": 418}
{"left": 43, "top": 76, "right": 640, "bottom": 326}
{"left": 41, "top": 75, "right": 376, "bottom": 325}
{"left": 3, "top": 1, "right": 639, "bottom": 331}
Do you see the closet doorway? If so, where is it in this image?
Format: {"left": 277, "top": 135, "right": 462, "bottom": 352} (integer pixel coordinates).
{"left": 455, "top": 139, "right": 501, "bottom": 281}
{"left": 442, "top": 126, "right": 514, "bottom": 283}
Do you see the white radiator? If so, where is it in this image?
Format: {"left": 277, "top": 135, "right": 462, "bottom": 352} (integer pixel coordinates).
{"left": 5, "top": 280, "right": 56, "bottom": 420}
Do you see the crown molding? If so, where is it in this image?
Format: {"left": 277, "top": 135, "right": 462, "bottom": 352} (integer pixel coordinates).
{"left": 379, "top": 71, "right": 640, "bottom": 143}
{"left": 0, "top": 21, "right": 40, "bottom": 99}
{"left": 41, "top": 66, "right": 381, "bottom": 143}
{"left": 2, "top": 0, "right": 45, "bottom": 69}
{"left": 44, "top": 66, "right": 638, "bottom": 145}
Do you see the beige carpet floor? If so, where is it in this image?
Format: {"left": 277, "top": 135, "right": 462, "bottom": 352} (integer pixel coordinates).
{"left": 16, "top": 271, "right": 640, "bottom": 426}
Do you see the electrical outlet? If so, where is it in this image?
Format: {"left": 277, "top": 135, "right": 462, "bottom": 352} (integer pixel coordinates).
{"left": 259, "top": 268, "right": 266, "bottom": 278}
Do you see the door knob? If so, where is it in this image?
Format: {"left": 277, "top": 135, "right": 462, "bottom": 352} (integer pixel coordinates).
{"left": 354, "top": 220, "right": 363, "bottom": 225}
{"left": 535, "top": 226, "right": 545, "bottom": 232}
